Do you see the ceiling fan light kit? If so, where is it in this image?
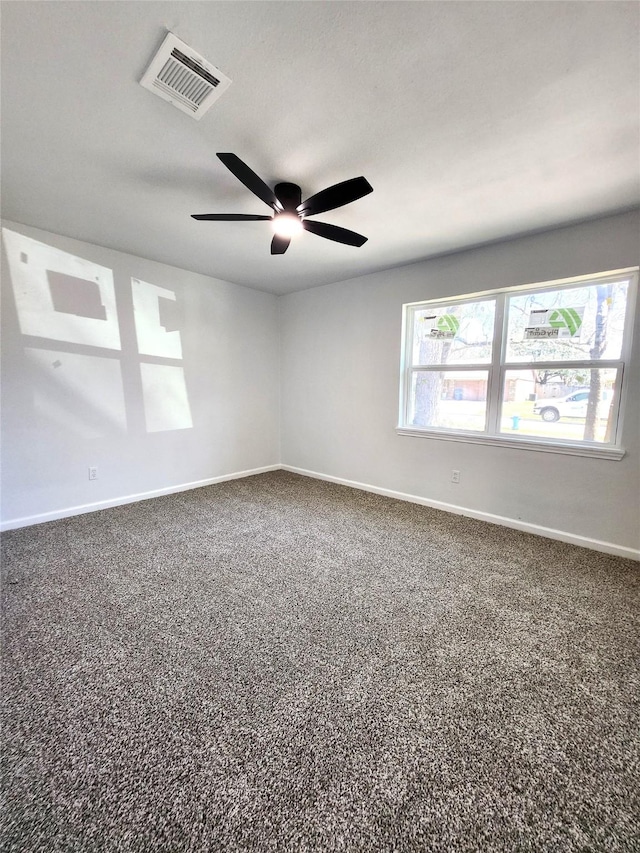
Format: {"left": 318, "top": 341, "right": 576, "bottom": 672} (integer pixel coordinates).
{"left": 272, "top": 214, "right": 303, "bottom": 238}
{"left": 192, "top": 154, "right": 373, "bottom": 255}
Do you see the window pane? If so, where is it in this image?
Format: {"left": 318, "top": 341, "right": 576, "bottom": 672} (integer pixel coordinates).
{"left": 505, "top": 280, "right": 629, "bottom": 363}
{"left": 412, "top": 300, "right": 495, "bottom": 366}
{"left": 410, "top": 370, "right": 488, "bottom": 431}
{"left": 499, "top": 368, "right": 619, "bottom": 444}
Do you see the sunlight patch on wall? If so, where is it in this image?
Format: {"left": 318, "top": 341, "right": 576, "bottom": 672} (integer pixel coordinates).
{"left": 132, "top": 278, "right": 183, "bottom": 359}
{"left": 2, "top": 228, "right": 194, "bottom": 437}
{"left": 2, "top": 229, "right": 120, "bottom": 349}
{"left": 140, "top": 364, "right": 193, "bottom": 432}
{"left": 26, "top": 349, "right": 127, "bottom": 438}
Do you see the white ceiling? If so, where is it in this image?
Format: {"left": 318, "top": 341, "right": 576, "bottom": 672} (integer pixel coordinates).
{"left": 2, "top": 1, "right": 638, "bottom": 295}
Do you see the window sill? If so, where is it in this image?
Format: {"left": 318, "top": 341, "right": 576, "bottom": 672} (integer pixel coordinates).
{"left": 395, "top": 427, "right": 626, "bottom": 460}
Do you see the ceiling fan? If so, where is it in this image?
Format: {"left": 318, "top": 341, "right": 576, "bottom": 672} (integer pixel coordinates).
{"left": 192, "top": 153, "right": 373, "bottom": 255}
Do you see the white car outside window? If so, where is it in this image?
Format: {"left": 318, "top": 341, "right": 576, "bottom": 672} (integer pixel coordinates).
{"left": 533, "top": 390, "right": 611, "bottom": 422}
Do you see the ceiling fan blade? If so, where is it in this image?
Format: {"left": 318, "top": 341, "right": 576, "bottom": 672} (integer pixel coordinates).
{"left": 271, "top": 234, "right": 291, "bottom": 255}
{"left": 191, "top": 214, "right": 272, "bottom": 221}
{"left": 217, "top": 153, "right": 281, "bottom": 211}
{"left": 302, "top": 220, "right": 368, "bottom": 247}
{"left": 297, "top": 176, "right": 373, "bottom": 216}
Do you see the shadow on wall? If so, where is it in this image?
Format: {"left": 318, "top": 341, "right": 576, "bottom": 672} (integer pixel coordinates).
{"left": 2, "top": 228, "right": 193, "bottom": 438}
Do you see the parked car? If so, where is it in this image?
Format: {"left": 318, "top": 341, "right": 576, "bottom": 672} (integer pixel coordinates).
{"left": 533, "top": 390, "right": 612, "bottom": 422}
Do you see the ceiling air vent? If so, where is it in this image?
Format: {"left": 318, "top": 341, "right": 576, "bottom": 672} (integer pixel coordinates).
{"left": 140, "top": 32, "right": 231, "bottom": 120}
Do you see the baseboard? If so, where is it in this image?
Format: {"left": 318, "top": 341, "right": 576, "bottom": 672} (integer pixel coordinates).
{"left": 0, "top": 465, "right": 281, "bottom": 532}
{"left": 4, "top": 463, "right": 638, "bottom": 560}
{"left": 281, "top": 465, "right": 640, "bottom": 561}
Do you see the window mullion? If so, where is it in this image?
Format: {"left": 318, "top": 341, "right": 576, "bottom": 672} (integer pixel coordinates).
{"left": 502, "top": 359, "right": 622, "bottom": 371}
{"left": 410, "top": 363, "right": 488, "bottom": 371}
{"left": 485, "top": 293, "right": 505, "bottom": 435}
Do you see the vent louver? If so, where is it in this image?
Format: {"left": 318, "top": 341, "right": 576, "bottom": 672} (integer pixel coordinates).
{"left": 140, "top": 33, "right": 231, "bottom": 120}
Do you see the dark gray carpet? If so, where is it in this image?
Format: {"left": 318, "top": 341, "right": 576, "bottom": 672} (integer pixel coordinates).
{"left": 1, "top": 470, "right": 639, "bottom": 852}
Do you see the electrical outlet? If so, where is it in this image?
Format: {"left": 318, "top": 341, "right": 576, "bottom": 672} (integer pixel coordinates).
{"left": 88, "top": 467, "right": 98, "bottom": 481}
{"left": 451, "top": 469, "right": 460, "bottom": 484}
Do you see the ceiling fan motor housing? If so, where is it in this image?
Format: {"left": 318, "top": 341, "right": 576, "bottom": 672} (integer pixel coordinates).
{"left": 274, "top": 183, "right": 302, "bottom": 214}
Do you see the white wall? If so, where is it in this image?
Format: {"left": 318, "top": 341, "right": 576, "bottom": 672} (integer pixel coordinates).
{"left": 279, "top": 211, "right": 640, "bottom": 556}
{"left": 1, "top": 221, "right": 280, "bottom": 527}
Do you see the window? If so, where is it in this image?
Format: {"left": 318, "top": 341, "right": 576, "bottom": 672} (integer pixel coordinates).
{"left": 398, "top": 269, "right": 638, "bottom": 458}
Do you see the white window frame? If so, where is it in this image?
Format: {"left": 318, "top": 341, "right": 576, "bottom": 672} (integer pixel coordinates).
{"left": 397, "top": 268, "right": 638, "bottom": 460}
